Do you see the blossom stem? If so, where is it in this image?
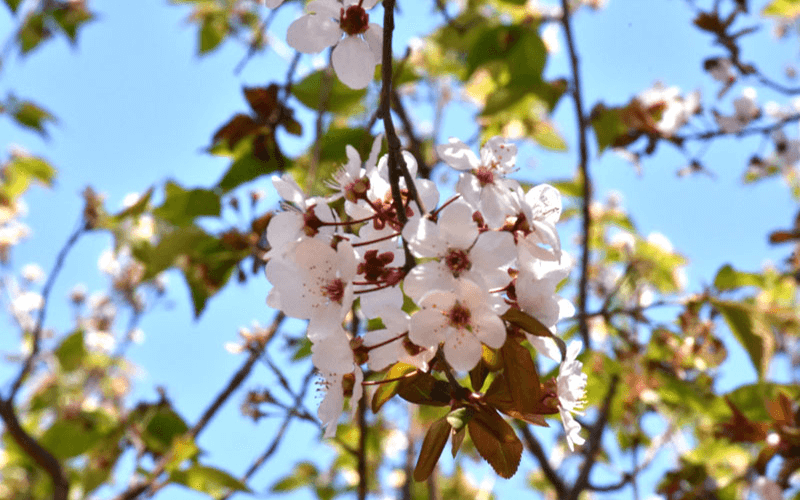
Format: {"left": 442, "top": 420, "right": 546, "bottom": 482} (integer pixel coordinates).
{"left": 354, "top": 281, "right": 401, "bottom": 294}
{"left": 430, "top": 194, "right": 461, "bottom": 218}
{"left": 321, "top": 214, "right": 378, "bottom": 227}
{"left": 363, "top": 330, "right": 409, "bottom": 351}
{"left": 351, "top": 231, "right": 402, "bottom": 247}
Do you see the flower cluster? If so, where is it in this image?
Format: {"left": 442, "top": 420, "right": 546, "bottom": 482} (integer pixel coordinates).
{"left": 263, "top": 135, "right": 586, "bottom": 448}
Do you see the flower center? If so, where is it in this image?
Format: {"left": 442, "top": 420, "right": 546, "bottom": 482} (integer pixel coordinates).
{"left": 444, "top": 248, "right": 471, "bottom": 276}
{"left": 474, "top": 166, "right": 494, "bottom": 186}
{"left": 447, "top": 303, "right": 471, "bottom": 329}
{"left": 340, "top": 2, "right": 369, "bottom": 36}
{"left": 322, "top": 278, "right": 345, "bottom": 303}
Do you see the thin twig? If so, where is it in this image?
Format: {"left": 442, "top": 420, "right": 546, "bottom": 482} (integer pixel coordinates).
{"left": 8, "top": 218, "right": 86, "bottom": 402}
{"left": 559, "top": 0, "right": 592, "bottom": 351}
{"left": 219, "top": 368, "right": 316, "bottom": 500}
{"left": 112, "top": 313, "right": 285, "bottom": 500}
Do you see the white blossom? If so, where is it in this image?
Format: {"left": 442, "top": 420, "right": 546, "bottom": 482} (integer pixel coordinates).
{"left": 557, "top": 341, "right": 588, "bottom": 451}
{"left": 287, "top": 0, "right": 383, "bottom": 89}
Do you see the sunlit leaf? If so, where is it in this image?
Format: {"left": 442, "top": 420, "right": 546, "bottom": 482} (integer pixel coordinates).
{"left": 291, "top": 69, "right": 367, "bottom": 114}
{"left": 55, "top": 329, "right": 86, "bottom": 372}
{"left": 170, "top": 464, "right": 251, "bottom": 496}
{"left": 154, "top": 181, "right": 221, "bottom": 226}
{"left": 711, "top": 299, "right": 775, "bottom": 379}
{"left": 467, "top": 407, "right": 522, "bottom": 479}
{"left": 371, "top": 363, "right": 417, "bottom": 413}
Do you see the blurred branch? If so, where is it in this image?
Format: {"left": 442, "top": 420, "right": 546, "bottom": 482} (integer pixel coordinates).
{"left": 8, "top": 218, "right": 86, "bottom": 402}
{"left": 677, "top": 112, "right": 800, "bottom": 142}
{"left": 307, "top": 55, "right": 334, "bottom": 193}
{"left": 357, "top": 396, "right": 368, "bottom": 500}
{"left": 559, "top": 0, "right": 593, "bottom": 351}
{"left": 113, "top": 312, "right": 285, "bottom": 500}
{"left": 0, "top": 398, "right": 69, "bottom": 500}
{"left": 519, "top": 424, "right": 567, "bottom": 498}
{"left": 220, "top": 367, "right": 316, "bottom": 500}
{"left": 567, "top": 374, "right": 620, "bottom": 500}
{"left": 391, "top": 83, "right": 431, "bottom": 178}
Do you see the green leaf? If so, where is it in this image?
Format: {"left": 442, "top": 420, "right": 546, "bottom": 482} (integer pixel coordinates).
{"left": 446, "top": 407, "right": 474, "bottom": 431}
{"left": 165, "top": 435, "right": 201, "bottom": 472}
{"left": 763, "top": 0, "right": 800, "bottom": 17}
{"left": 291, "top": 69, "right": 367, "bottom": 114}
{"left": 55, "top": 330, "right": 86, "bottom": 372}
{"left": 413, "top": 417, "right": 451, "bottom": 481}
{"left": 10, "top": 100, "right": 56, "bottom": 136}
{"left": 2, "top": 154, "right": 56, "bottom": 200}
{"left": 531, "top": 121, "right": 567, "bottom": 151}
{"left": 18, "top": 13, "right": 48, "bottom": 55}
{"left": 711, "top": 299, "right": 775, "bottom": 379}
{"left": 713, "top": 264, "right": 765, "bottom": 291}
{"left": 171, "top": 465, "right": 251, "bottom": 497}
{"left": 466, "top": 25, "right": 546, "bottom": 83}
{"left": 371, "top": 363, "right": 417, "bottom": 413}
{"left": 142, "top": 407, "right": 190, "bottom": 454}
{"left": 154, "top": 181, "right": 221, "bottom": 226}
{"left": 40, "top": 417, "right": 102, "bottom": 459}
{"left": 272, "top": 462, "right": 318, "bottom": 492}
{"left": 467, "top": 407, "right": 523, "bottom": 479}
{"left": 591, "top": 104, "right": 630, "bottom": 153}
{"left": 199, "top": 13, "right": 227, "bottom": 54}
{"left": 3, "top": 0, "right": 23, "bottom": 13}
{"left": 216, "top": 139, "right": 285, "bottom": 193}
{"left": 51, "top": 4, "right": 94, "bottom": 44}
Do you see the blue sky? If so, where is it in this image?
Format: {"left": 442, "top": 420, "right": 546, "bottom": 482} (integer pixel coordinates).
{"left": 0, "top": 0, "right": 797, "bottom": 499}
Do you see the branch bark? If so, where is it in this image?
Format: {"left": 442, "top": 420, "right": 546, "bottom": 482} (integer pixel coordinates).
{"left": 559, "top": 0, "right": 593, "bottom": 351}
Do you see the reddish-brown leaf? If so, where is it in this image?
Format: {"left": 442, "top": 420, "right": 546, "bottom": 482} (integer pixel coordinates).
{"left": 397, "top": 372, "right": 451, "bottom": 407}
{"left": 243, "top": 85, "right": 279, "bottom": 120}
{"left": 467, "top": 407, "right": 523, "bottom": 479}
{"left": 413, "top": 417, "right": 451, "bottom": 482}
{"left": 501, "top": 337, "right": 541, "bottom": 414}
{"left": 212, "top": 114, "right": 260, "bottom": 149}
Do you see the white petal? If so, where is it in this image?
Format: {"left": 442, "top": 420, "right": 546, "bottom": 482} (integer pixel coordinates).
{"left": 403, "top": 262, "right": 455, "bottom": 303}
{"left": 472, "top": 312, "right": 506, "bottom": 349}
{"left": 437, "top": 138, "right": 481, "bottom": 171}
{"left": 361, "top": 0, "right": 380, "bottom": 9}
{"left": 438, "top": 200, "right": 478, "bottom": 250}
{"left": 444, "top": 330, "right": 483, "bottom": 372}
{"left": 332, "top": 36, "right": 377, "bottom": 89}
{"left": 265, "top": 0, "right": 284, "bottom": 7}
{"left": 365, "top": 23, "right": 384, "bottom": 64}
{"left": 287, "top": 15, "right": 341, "bottom": 54}
{"left": 409, "top": 303, "right": 450, "bottom": 348}
{"left": 559, "top": 408, "right": 584, "bottom": 451}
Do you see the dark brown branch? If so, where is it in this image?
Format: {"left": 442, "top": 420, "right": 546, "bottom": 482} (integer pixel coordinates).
{"left": 356, "top": 396, "right": 368, "bottom": 500}
{"left": 9, "top": 219, "right": 86, "bottom": 402}
{"left": 567, "top": 375, "right": 620, "bottom": 500}
{"left": 0, "top": 398, "right": 69, "bottom": 500}
{"left": 519, "top": 424, "right": 567, "bottom": 498}
{"left": 559, "top": 0, "right": 592, "bottom": 351}
{"left": 391, "top": 86, "right": 431, "bottom": 179}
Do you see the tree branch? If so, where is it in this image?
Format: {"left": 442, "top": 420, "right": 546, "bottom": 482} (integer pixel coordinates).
{"left": 559, "top": 0, "right": 592, "bottom": 351}
{"left": 519, "top": 424, "right": 567, "bottom": 498}
{"left": 0, "top": 398, "right": 69, "bottom": 500}
{"left": 112, "top": 313, "right": 285, "bottom": 500}
{"left": 8, "top": 218, "right": 86, "bottom": 402}
{"left": 567, "top": 374, "right": 620, "bottom": 500}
